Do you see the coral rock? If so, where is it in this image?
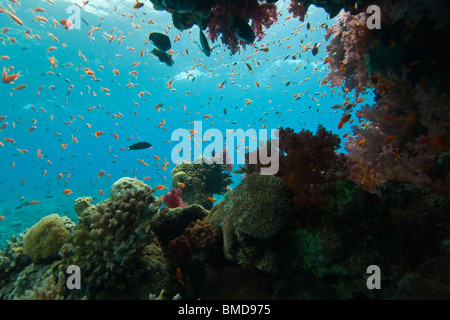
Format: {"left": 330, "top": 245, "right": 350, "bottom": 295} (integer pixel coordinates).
{"left": 74, "top": 197, "right": 94, "bottom": 216}
{"left": 218, "top": 174, "right": 292, "bottom": 239}
{"left": 110, "top": 177, "right": 154, "bottom": 201}
{"left": 23, "top": 214, "right": 69, "bottom": 263}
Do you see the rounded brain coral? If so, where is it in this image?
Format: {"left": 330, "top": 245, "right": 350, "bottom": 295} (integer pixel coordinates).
{"left": 223, "top": 174, "right": 292, "bottom": 238}
{"left": 23, "top": 214, "right": 68, "bottom": 263}
{"left": 110, "top": 177, "right": 153, "bottom": 201}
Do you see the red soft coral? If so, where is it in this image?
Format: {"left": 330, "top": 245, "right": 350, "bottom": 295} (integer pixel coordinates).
{"left": 275, "top": 125, "right": 348, "bottom": 211}
{"left": 163, "top": 188, "right": 188, "bottom": 208}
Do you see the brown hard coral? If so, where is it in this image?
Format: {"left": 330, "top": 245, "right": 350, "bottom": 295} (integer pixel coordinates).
{"left": 208, "top": 174, "right": 292, "bottom": 273}
{"left": 60, "top": 179, "right": 167, "bottom": 299}
{"left": 74, "top": 197, "right": 94, "bottom": 216}
{"left": 23, "top": 214, "right": 70, "bottom": 263}
{"left": 219, "top": 173, "right": 292, "bottom": 239}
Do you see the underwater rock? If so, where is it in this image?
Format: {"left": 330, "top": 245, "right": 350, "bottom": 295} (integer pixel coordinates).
{"left": 394, "top": 241, "right": 450, "bottom": 300}
{"left": 151, "top": 204, "right": 209, "bottom": 244}
{"left": 23, "top": 214, "right": 71, "bottom": 264}
{"left": 0, "top": 261, "right": 66, "bottom": 300}
{"left": 376, "top": 181, "right": 450, "bottom": 267}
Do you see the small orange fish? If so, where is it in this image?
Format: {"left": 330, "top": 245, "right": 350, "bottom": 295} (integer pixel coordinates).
{"left": 63, "top": 189, "right": 72, "bottom": 195}
{"left": 13, "top": 84, "right": 27, "bottom": 91}
{"left": 383, "top": 135, "right": 396, "bottom": 144}
{"left": 29, "top": 200, "right": 40, "bottom": 205}
{"left": 208, "top": 196, "right": 216, "bottom": 202}
{"left": 337, "top": 114, "right": 351, "bottom": 129}
{"left": 94, "top": 131, "right": 104, "bottom": 137}
{"left": 357, "top": 139, "right": 367, "bottom": 147}
{"left": 178, "top": 183, "right": 185, "bottom": 188}
{"left": 99, "top": 189, "right": 104, "bottom": 196}
{"left": 156, "top": 184, "right": 166, "bottom": 190}
{"left": 176, "top": 267, "right": 186, "bottom": 287}
{"left": 0, "top": 215, "right": 4, "bottom": 222}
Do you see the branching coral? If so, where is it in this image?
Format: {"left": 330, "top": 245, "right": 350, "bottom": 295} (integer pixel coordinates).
{"left": 60, "top": 179, "right": 169, "bottom": 299}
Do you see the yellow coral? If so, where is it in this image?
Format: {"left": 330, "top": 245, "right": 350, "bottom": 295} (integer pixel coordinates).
{"left": 23, "top": 214, "right": 68, "bottom": 263}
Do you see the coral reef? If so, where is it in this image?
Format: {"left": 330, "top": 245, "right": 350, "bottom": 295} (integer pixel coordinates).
{"left": 236, "top": 126, "right": 348, "bottom": 212}
{"left": 60, "top": 179, "right": 169, "bottom": 299}
{"left": 170, "top": 157, "right": 232, "bottom": 210}
{"left": 23, "top": 214, "right": 71, "bottom": 264}
{"left": 323, "top": 2, "right": 450, "bottom": 192}
{"left": 2, "top": 0, "right": 450, "bottom": 301}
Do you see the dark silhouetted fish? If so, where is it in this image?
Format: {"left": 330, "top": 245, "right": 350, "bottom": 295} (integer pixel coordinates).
{"left": 149, "top": 32, "right": 171, "bottom": 51}
{"left": 198, "top": 29, "right": 211, "bottom": 57}
{"left": 128, "top": 142, "right": 152, "bottom": 150}
{"left": 228, "top": 14, "right": 255, "bottom": 43}
{"left": 152, "top": 48, "right": 174, "bottom": 66}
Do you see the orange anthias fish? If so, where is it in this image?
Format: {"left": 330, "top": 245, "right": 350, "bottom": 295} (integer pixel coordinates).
{"left": 63, "top": 189, "right": 72, "bottom": 195}
{"left": 176, "top": 267, "right": 186, "bottom": 287}
{"left": 156, "top": 185, "right": 166, "bottom": 190}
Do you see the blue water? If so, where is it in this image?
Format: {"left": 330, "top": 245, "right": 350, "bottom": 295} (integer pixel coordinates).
{"left": 0, "top": 0, "right": 373, "bottom": 248}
